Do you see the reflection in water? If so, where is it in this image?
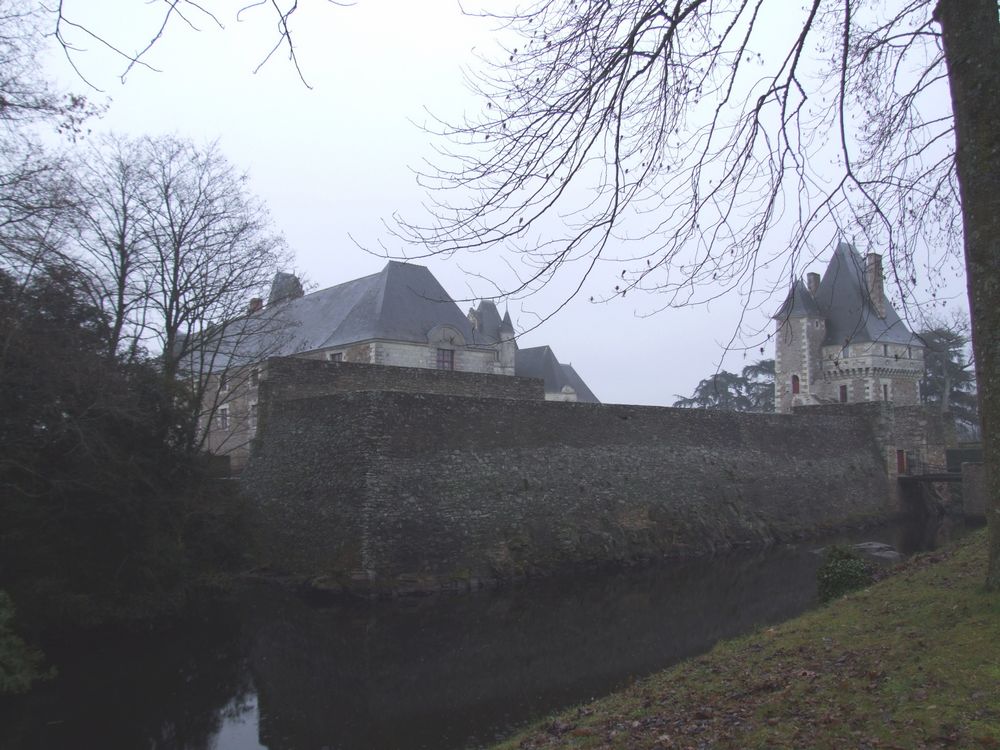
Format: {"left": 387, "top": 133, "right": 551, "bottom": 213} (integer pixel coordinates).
{"left": 0, "top": 613, "right": 255, "bottom": 750}
{"left": 0, "top": 515, "right": 963, "bottom": 750}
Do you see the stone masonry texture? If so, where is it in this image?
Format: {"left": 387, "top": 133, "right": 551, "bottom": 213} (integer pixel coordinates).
{"left": 260, "top": 356, "right": 545, "bottom": 405}
{"left": 242, "top": 389, "right": 894, "bottom": 594}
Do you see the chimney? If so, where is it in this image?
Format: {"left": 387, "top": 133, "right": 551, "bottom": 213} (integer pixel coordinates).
{"left": 248, "top": 297, "right": 263, "bottom": 315}
{"left": 806, "top": 272, "right": 820, "bottom": 296}
{"left": 864, "top": 253, "right": 886, "bottom": 319}
{"left": 267, "top": 272, "right": 305, "bottom": 306}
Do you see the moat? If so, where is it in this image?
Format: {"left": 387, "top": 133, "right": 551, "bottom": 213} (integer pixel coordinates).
{"left": 0, "top": 517, "right": 965, "bottom": 750}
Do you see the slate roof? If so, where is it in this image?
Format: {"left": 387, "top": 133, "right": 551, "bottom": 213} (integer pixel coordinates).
{"left": 773, "top": 278, "right": 823, "bottom": 319}
{"left": 468, "top": 300, "right": 514, "bottom": 346}
{"left": 516, "top": 345, "right": 600, "bottom": 403}
{"left": 206, "top": 261, "right": 482, "bottom": 370}
{"left": 773, "top": 242, "right": 920, "bottom": 347}
{"left": 203, "top": 261, "right": 600, "bottom": 401}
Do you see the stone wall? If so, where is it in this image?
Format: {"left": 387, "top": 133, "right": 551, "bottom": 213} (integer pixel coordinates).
{"left": 893, "top": 405, "right": 954, "bottom": 473}
{"left": 259, "top": 356, "right": 544, "bottom": 410}
{"left": 961, "top": 462, "right": 986, "bottom": 520}
{"left": 792, "top": 401, "right": 953, "bottom": 509}
{"left": 243, "top": 391, "right": 893, "bottom": 593}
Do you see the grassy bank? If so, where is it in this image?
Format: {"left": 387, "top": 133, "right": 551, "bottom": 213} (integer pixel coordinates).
{"left": 494, "top": 530, "right": 1000, "bottom": 750}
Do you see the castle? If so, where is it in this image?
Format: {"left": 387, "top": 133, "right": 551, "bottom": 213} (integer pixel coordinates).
{"left": 773, "top": 242, "right": 925, "bottom": 413}
{"left": 201, "top": 260, "right": 597, "bottom": 469}
{"left": 224, "top": 244, "right": 958, "bottom": 593}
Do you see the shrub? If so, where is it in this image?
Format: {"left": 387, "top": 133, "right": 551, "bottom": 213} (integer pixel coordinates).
{"left": 0, "top": 591, "right": 51, "bottom": 695}
{"left": 817, "top": 546, "right": 874, "bottom": 603}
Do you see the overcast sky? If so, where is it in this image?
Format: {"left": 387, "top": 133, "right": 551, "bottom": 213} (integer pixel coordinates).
{"left": 42, "top": 1, "right": 969, "bottom": 406}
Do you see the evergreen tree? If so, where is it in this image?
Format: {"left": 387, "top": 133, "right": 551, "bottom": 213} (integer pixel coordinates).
{"left": 674, "top": 359, "right": 775, "bottom": 412}
{"left": 920, "top": 322, "right": 979, "bottom": 439}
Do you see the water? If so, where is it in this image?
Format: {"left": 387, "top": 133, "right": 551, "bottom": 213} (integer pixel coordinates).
{"left": 0, "top": 516, "right": 966, "bottom": 750}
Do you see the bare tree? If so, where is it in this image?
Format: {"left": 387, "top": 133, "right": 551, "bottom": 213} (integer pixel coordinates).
{"left": 71, "top": 134, "right": 153, "bottom": 361}
{"left": 0, "top": 0, "right": 93, "bottom": 133}
{"left": 0, "top": 1, "right": 94, "bottom": 385}
{"left": 51, "top": 0, "right": 346, "bottom": 87}
{"left": 0, "top": 0, "right": 93, "bottom": 276}
{"left": 130, "top": 136, "right": 290, "bottom": 447}
{"left": 396, "top": 0, "right": 999, "bottom": 585}
{"left": 66, "top": 133, "right": 291, "bottom": 449}
{"left": 134, "top": 138, "right": 283, "bottom": 370}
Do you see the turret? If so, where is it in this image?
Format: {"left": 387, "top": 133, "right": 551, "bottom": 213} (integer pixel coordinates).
{"left": 772, "top": 277, "right": 824, "bottom": 413}
{"left": 498, "top": 310, "right": 516, "bottom": 375}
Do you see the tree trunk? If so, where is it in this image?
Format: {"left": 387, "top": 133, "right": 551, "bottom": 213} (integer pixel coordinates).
{"left": 935, "top": 0, "right": 1000, "bottom": 588}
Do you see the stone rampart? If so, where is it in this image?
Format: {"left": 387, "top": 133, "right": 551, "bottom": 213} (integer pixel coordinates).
{"left": 259, "top": 356, "right": 545, "bottom": 407}
{"left": 242, "top": 391, "right": 892, "bottom": 593}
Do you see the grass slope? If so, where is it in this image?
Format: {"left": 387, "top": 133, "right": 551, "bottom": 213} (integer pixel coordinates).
{"left": 494, "top": 530, "right": 1000, "bottom": 750}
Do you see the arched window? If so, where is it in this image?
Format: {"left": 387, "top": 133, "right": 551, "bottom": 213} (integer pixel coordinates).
{"left": 791, "top": 374, "right": 800, "bottom": 394}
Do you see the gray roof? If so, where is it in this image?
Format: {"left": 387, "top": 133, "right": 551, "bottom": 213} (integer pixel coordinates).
{"left": 200, "top": 262, "right": 601, "bottom": 398}
{"left": 206, "top": 261, "right": 482, "bottom": 370}
{"left": 301, "top": 260, "right": 480, "bottom": 347}
{"left": 773, "top": 243, "right": 920, "bottom": 347}
{"left": 468, "top": 300, "right": 516, "bottom": 346}
{"left": 815, "top": 242, "right": 918, "bottom": 347}
{"left": 516, "top": 345, "right": 600, "bottom": 403}
{"left": 773, "top": 278, "right": 823, "bottom": 319}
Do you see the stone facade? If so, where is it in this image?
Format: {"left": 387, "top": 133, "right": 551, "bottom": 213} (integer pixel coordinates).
{"left": 774, "top": 243, "right": 925, "bottom": 413}
{"left": 297, "top": 339, "right": 502, "bottom": 375}
{"left": 200, "top": 365, "right": 262, "bottom": 463}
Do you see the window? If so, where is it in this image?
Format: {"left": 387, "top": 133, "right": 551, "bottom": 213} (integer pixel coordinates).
{"left": 219, "top": 374, "right": 229, "bottom": 392}
{"left": 791, "top": 374, "right": 800, "bottom": 394}
{"left": 250, "top": 368, "right": 260, "bottom": 388}
{"left": 882, "top": 344, "right": 888, "bottom": 356}
{"left": 883, "top": 384, "right": 889, "bottom": 402}
{"left": 217, "top": 407, "right": 229, "bottom": 430}
{"left": 896, "top": 449, "right": 907, "bottom": 474}
{"left": 327, "top": 351, "right": 343, "bottom": 362}
{"left": 436, "top": 348, "right": 455, "bottom": 370}
{"left": 839, "top": 385, "right": 848, "bottom": 403}
{"left": 249, "top": 402, "right": 258, "bottom": 432}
